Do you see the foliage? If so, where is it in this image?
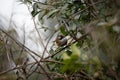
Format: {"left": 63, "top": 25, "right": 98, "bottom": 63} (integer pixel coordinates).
{"left": 0, "top": 0, "right": 120, "bottom": 80}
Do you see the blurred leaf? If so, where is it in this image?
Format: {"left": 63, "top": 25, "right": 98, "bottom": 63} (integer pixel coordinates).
{"left": 62, "top": 59, "right": 71, "bottom": 73}
{"left": 20, "top": 0, "right": 32, "bottom": 4}
{"left": 31, "top": 10, "right": 39, "bottom": 17}
{"left": 91, "top": 56, "right": 101, "bottom": 66}
{"left": 31, "top": 3, "right": 40, "bottom": 17}
{"left": 61, "top": 44, "right": 81, "bottom": 73}
{"left": 60, "top": 26, "right": 67, "bottom": 35}
{"left": 38, "top": 10, "right": 47, "bottom": 20}
{"left": 66, "top": 50, "right": 72, "bottom": 56}
{"left": 62, "top": 52, "right": 71, "bottom": 60}
{"left": 71, "top": 44, "right": 81, "bottom": 59}
{"left": 47, "top": 9, "right": 59, "bottom": 18}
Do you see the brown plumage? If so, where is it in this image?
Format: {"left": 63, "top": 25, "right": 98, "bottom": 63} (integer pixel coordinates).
{"left": 55, "top": 35, "right": 67, "bottom": 47}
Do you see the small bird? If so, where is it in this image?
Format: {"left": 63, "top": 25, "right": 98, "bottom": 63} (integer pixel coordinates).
{"left": 55, "top": 35, "right": 67, "bottom": 47}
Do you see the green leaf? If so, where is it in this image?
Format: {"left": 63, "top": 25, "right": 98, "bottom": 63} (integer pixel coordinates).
{"left": 60, "top": 26, "right": 67, "bottom": 35}
{"left": 38, "top": 10, "right": 47, "bottom": 20}
{"left": 62, "top": 52, "right": 71, "bottom": 60}
{"left": 71, "top": 44, "right": 81, "bottom": 59}
{"left": 91, "top": 56, "right": 101, "bottom": 66}
{"left": 62, "top": 59, "right": 71, "bottom": 73}
{"left": 47, "top": 9, "right": 59, "bottom": 18}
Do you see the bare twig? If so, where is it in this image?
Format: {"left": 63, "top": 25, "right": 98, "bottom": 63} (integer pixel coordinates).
{"left": 0, "top": 29, "right": 42, "bottom": 59}
{"left": 45, "top": 33, "right": 88, "bottom": 59}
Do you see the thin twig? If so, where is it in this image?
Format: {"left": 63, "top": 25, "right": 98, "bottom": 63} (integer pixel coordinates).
{"left": 26, "top": 4, "right": 49, "bottom": 54}
{"left": 45, "top": 33, "right": 88, "bottom": 59}
{"left": 0, "top": 29, "right": 42, "bottom": 59}
{"left": 41, "top": 31, "right": 56, "bottom": 60}
{"left": 68, "top": 0, "right": 105, "bottom": 21}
